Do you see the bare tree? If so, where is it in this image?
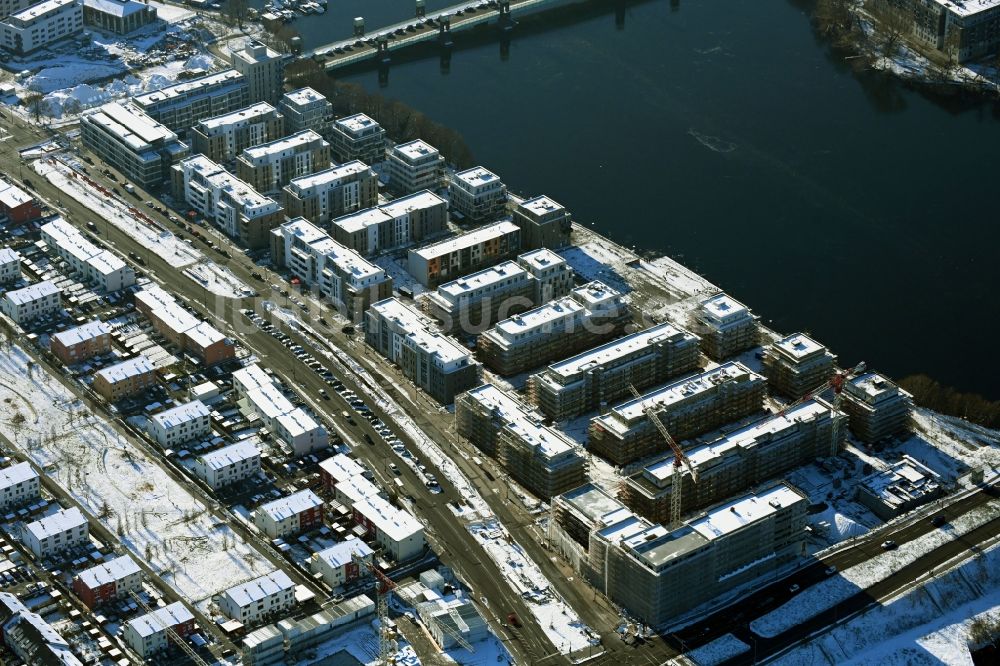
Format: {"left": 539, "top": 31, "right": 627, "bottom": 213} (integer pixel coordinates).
{"left": 23, "top": 92, "right": 44, "bottom": 123}
{"left": 226, "top": 0, "right": 248, "bottom": 28}
{"left": 867, "top": 0, "right": 912, "bottom": 59}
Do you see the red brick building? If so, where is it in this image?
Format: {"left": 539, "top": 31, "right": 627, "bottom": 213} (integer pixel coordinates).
{"left": 72, "top": 556, "right": 142, "bottom": 609}
{"left": 50, "top": 320, "right": 112, "bottom": 366}
{"left": 0, "top": 179, "right": 42, "bottom": 224}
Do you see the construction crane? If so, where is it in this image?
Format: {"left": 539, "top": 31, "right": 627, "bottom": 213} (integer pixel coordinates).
{"left": 128, "top": 591, "right": 209, "bottom": 666}
{"left": 629, "top": 384, "right": 698, "bottom": 529}
{"left": 353, "top": 554, "right": 398, "bottom": 665}
{"left": 773, "top": 361, "right": 867, "bottom": 419}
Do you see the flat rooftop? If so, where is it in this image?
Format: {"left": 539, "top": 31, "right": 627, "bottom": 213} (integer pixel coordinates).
{"left": 280, "top": 218, "right": 384, "bottom": 283}
{"left": 932, "top": 0, "right": 1000, "bottom": 18}
{"left": 282, "top": 86, "right": 329, "bottom": 108}
{"left": 518, "top": 194, "right": 565, "bottom": 218}
{"left": 491, "top": 296, "right": 585, "bottom": 340}
{"left": 453, "top": 166, "right": 501, "bottom": 188}
{"left": 334, "top": 113, "right": 381, "bottom": 135}
{"left": 8, "top": 0, "right": 78, "bottom": 22}
{"left": 392, "top": 139, "right": 439, "bottom": 160}
{"left": 547, "top": 322, "right": 694, "bottom": 380}
{"left": 287, "top": 161, "right": 371, "bottom": 193}
{"left": 371, "top": 298, "right": 473, "bottom": 367}
{"left": 518, "top": 248, "right": 565, "bottom": 273}
{"left": 773, "top": 332, "right": 826, "bottom": 361}
{"left": 846, "top": 372, "right": 905, "bottom": 403}
{"left": 241, "top": 129, "right": 325, "bottom": 160}
{"left": 134, "top": 69, "right": 244, "bottom": 107}
{"left": 334, "top": 190, "right": 444, "bottom": 234}
{"left": 435, "top": 260, "right": 525, "bottom": 302}
{"left": 410, "top": 221, "right": 519, "bottom": 260}
{"left": 462, "top": 384, "right": 572, "bottom": 458}
{"left": 198, "top": 102, "right": 277, "bottom": 131}
{"left": 699, "top": 292, "right": 751, "bottom": 321}
{"left": 689, "top": 483, "right": 804, "bottom": 541}
{"left": 198, "top": 440, "right": 259, "bottom": 470}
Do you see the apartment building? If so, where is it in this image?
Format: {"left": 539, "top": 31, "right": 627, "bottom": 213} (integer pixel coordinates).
{"left": 425, "top": 260, "right": 533, "bottom": 334}
{"left": 365, "top": 298, "right": 480, "bottom": 404}
{"left": 0, "top": 462, "right": 39, "bottom": 512}
{"left": 40, "top": 217, "right": 135, "bottom": 291}
{"left": 0, "top": 179, "right": 42, "bottom": 223}
{"left": 456, "top": 384, "right": 586, "bottom": 499}
{"left": 72, "top": 555, "right": 141, "bottom": 609}
{"left": 171, "top": 154, "right": 283, "bottom": 248}
{"left": 352, "top": 495, "right": 425, "bottom": 562}
{"left": 0, "top": 0, "right": 82, "bottom": 54}
{"left": 0, "top": 593, "right": 83, "bottom": 666}
{"left": 840, "top": 372, "right": 914, "bottom": 443}
{"left": 318, "top": 453, "right": 365, "bottom": 493}
{"left": 93, "top": 356, "right": 157, "bottom": 401}
{"left": 236, "top": 130, "right": 331, "bottom": 194}
{"left": 0, "top": 247, "right": 18, "bottom": 284}
{"left": 478, "top": 281, "right": 630, "bottom": 376}
{"left": 146, "top": 400, "right": 211, "bottom": 448}
{"left": 333, "top": 474, "right": 380, "bottom": 509}
{"left": 1, "top": 279, "right": 60, "bottom": 324}
{"left": 448, "top": 166, "right": 507, "bottom": 223}
{"left": 418, "top": 597, "right": 489, "bottom": 651}
{"left": 528, "top": 322, "right": 701, "bottom": 421}
{"left": 588, "top": 362, "right": 767, "bottom": 466}
{"left": 622, "top": 399, "right": 846, "bottom": 523}
{"left": 881, "top": 0, "right": 1000, "bottom": 62}
{"left": 332, "top": 190, "right": 448, "bottom": 256}
{"left": 232, "top": 363, "right": 328, "bottom": 454}
{"left": 133, "top": 69, "right": 249, "bottom": 134}
{"left": 22, "top": 507, "right": 88, "bottom": 559}
{"left": 407, "top": 221, "right": 521, "bottom": 288}
{"left": 82, "top": 0, "right": 155, "bottom": 34}
{"left": 219, "top": 570, "right": 296, "bottom": 625}
{"left": 50, "top": 319, "right": 112, "bottom": 365}
{"left": 692, "top": 292, "right": 760, "bottom": 361}
{"left": 549, "top": 482, "right": 808, "bottom": 627}
{"left": 283, "top": 161, "right": 378, "bottom": 227}
{"left": 385, "top": 139, "right": 445, "bottom": 195}
{"left": 193, "top": 440, "right": 261, "bottom": 489}
{"left": 279, "top": 87, "right": 333, "bottom": 137}
{"left": 519, "top": 248, "right": 574, "bottom": 302}
{"left": 512, "top": 194, "right": 572, "bottom": 249}
{"left": 133, "top": 285, "right": 235, "bottom": 365}
{"left": 80, "top": 101, "right": 189, "bottom": 191}
{"left": 856, "top": 455, "right": 942, "bottom": 520}
{"left": 270, "top": 218, "right": 392, "bottom": 319}
{"left": 230, "top": 41, "right": 285, "bottom": 105}
{"left": 311, "top": 539, "right": 374, "bottom": 587}
{"left": 123, "top": 602, "right": 195, "bottom": 657}
{"left": 762, "top": 332, "right": 837, "bottom": 399}
{"left": 254, "top": 489, "right": 324, "bottom": 538}
{"left": 329, "top": 113, "right": 386, "bottom": 165}
{"left": 0, "top": 0, "right": 30, "bottom": 19}
{"left": 190, "top": 102, "right": 285, "bottom": 164}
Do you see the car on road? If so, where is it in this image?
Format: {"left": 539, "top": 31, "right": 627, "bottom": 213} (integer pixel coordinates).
{"left": 389, "top": 463, "right": 399, "bottom": 474}
{"left": 825, "top": 565, "right": 837, "bottom": 576}
{"left": 507, "top": 613, "right": 521, "bottom": 628}
{"left": 932, "top": 515, "right": 946, "bottom": 527}
{"left": 881, "top": 540, "right": 897, "bottom": 550}
{"left": 789, "top": 583, "right": 800, "bottom": 593}
{"left": 319, "top": 389, "right": 329, "bottom": 400}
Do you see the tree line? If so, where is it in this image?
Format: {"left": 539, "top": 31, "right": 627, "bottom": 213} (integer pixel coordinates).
{"left": 899, "top": 374, "right": 1000, "bottom": 430}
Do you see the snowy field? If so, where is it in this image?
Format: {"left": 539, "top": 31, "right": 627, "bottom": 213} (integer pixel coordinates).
{"left": 771, "top": 540, "right": 1000, "bottom": 665}
{"left": 469, "top": 520, "right": 600, "bottom": 655}
{"left": 685, "top": 633, "right": 750, "bottom": 666}
{"left": 750, "top": 496, "right": 1000, "bottom": 639}
{"left": 184, "top": 260, "right": 255, "bottom": 299}
{"left": 0, "top": 341, "right": 273, "bottom": 603}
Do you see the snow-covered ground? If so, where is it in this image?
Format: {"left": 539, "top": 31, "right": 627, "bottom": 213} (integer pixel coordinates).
{"left": 185, "top": 260, "right": 255, "bottom": 299}
{"left": 374, "top": 254, "right": 425, "bottom": 296}
{"left": 685, "top": 633, "right": 750, "bottom": 666}
{"left": 469, "top": 520, "right": 600, "bottom": 655}
{"left": 0, "top": 341, "right": 272, "bottom": 604}
{"left": 750, "top": 496, "right": 1000, "bottom": 639}
{"left": 771, "top": 540, "right": 1000, "bottom": 665}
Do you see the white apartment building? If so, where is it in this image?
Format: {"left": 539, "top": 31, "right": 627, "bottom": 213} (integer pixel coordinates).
{"left": 282, "top": 161, "right": 379, "bottom": 226}
{"left": 385, "top": 139, "right": 445, "bottom": 195}
{"left": 693, "top": 291, "right": 760, "bottom": 360}
{"left": 0, "top": 462, "right": 39, "bottom": 511}
{"left": 133, "top": 69, "right": 249, "bottom": 133}
{"left": 233, "top": 364, "right": 328, "bottom": 455}
{"left": 406, "top": 220, "right": 522, "bottom": 288}
{"left": 0, "top": 247, "right": 21, "bottom": 284}
{"left": 365, "top": 297, "right": 480, "bottom": 404}
{"left": 80, "top": 101, "right": 189, "bottom": 191}
{"left": 40, "top": 217, "right": 135, "bottom": 291}
{"left": 171, "top": 154, "right": 282, "bottom": 249}
{"left": 448, "top": 166, "right": 508, "bottom": 222}
{"left": 279, "top": 87, "right": 332, "bottom": 136}
{"left": 0, "top": 0, "right": 31, "bottom": 19}
{"left": 318, "top": 453, "right": 366, "bottom": 490}
{"left": 311, "top": 539, "right": 374, "bottom": 588}
{"left": 231, "top": 362, "right": 273, "bottom": 398}
{"left": 22, "top": 507, "right": 88, "bottom": 558}
{"left": 0, "top": 0, "right": 82, "bottom": 54}
{"left": 218, "top": 570, "right": 296, "bottom": 625}
{"left": 230, "top": 41, "right": 285, "bottom": 105}
{"left": 123, "top": 602, "right": 195, "bottom": 657}
{"left": 253, "top": 489, "right": 324, "bottom": 538}
{"left": 193, "top": 440, "right": 261, "bottom": 489}
{"left": 333, "top": 474, "right": 380, "bottom": 508}
{"left": 271, "top": 218, "right": 391, "bottom": 318}
{"left": 352, "top": 495, "right": 425, "bottom": 562}
{"left": 190, "top": 102, "right": 285, "bottom": 163}
{"left": 236, "top": 129, "right": 331, "bottom": 194}
{"left": 331, "top": 190, "right": 449, "bottom": 256}
{"left": 1, "top": 279, "right": 60, "bottom": 324}
{"left": 145, "top": 400, "right": 211, "bottom": 448}
{"left": 329, "top": 113, "right": 386, "bottom": 165}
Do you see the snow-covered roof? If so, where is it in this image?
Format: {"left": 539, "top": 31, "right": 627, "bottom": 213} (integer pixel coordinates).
{"left": 435, "top": 261, "right": 526, "bottom": 303}
{"left": 51, "top": 320, "right": 110, "bottom": 349}
{"left": 932, "top": 0, "right": 1000, "bottom": 18}
{"left": 490, "top": 296, "right": 585, "bottom": 341}
{"left": 222, "top": 570, "right": 294, "bottom": 608}
{"left": 197, "top": 441, "right": 259, "bottom": 470}
{"left": 547, "top": 322, "right": 695, "bottom": 380}
{"left": 278, "top": 218, "right": 385, "bottom": 284}
{"left": 126, "top": 602, "right": 193, "bottom": 638}
{"left": 4, "top": 279, "right": 59, "bottom": 305}
{"left": 231, "top": 41, "right": 281, "bottom": 65}
{"left": 318, "top": 454, "right": 364, "bottom": 484}
{"left": 334, "top": 190, "right": 445, "bottom": 235}
{"left": 241, "top": 129, "right": 326, "bottom": 162}
{"left": 689, "top": 484, "right": 805, "bottom": 541}
{"left": 84, "top": 102, "right": 177, "bottom": 151}
{"left": 286, "top": 161, "right": 372, "bottom": 194}
{"left": 845, "top": 372, "right": 906, "bottom": 405}
{"left": 772, "top": 333, "right": 826, "bottom": 361}
{"left": 134, "top": 286, "right": 202, "bottom": 337}
{"left": 232, "top": 363, "right": 273, "bottom": 393}
{"left": 8, "top": 0, "right": 79, "bottom": 23}
{"left": 570, "top": 280, "right": 622, "bottom": 311}
{"left": 0, "top": 461, "right": 37, "bottom": 491}
{"left": 134, "top": 69, "right": 244, "bottom": 107}
{"left": 453, "top": 166, "right": 501, "bottom": 188}
{"left": 179, "top": 155, "right": 278, "bottom": 212}
{"left": 370, "top": 298, "right": 474, "bottom": 368}
{"left": 275, "top": 407, "right": 322, "bottom": 439}
{"left": 95, "top": 356, "right": 155, "bottom": 384}
{"left": 257, "top": 489, "right": 322, "bottom": 522}
{"left": 24, "top": 507, "right": 86, "bottom": 541}
{"left": 460, "top": 384, "right": 572, "bottom": 457}
{"left": 185, "top": 320, "right": 227, "bottom": 349}
{"left": 198, "top": 102, "right": 277, "bottom": 131}
{"left": 334, "top": 113, "right": 381, "bottom": 136}
{"left": 517, "top": 248, "right": 565, "bottom": 273}
{"left": 410, "top": 221, "right": 519, "bottom": 260}
{"left": 150, "top": 400, "right": 209, "bottom": 430}
{"left": 0, "top": 247, "right": 19, "bottom": 265}
{"left": 83, "top": 0, "right": 149, "bottom": 18}
{"left": 314, "top": 538, "right": 373, "bottom": 569}
{"left": 0, "top": 180, "right": 33, "bottom": 209}
{"left": 281, "top": 86, "right": 329, "bottom": 108}
{"left": 353, "top": 496, "right": 423, "bottom": 543}
{"left": 859, "top": 455, "right": 940, "bottom": 510}
{"left": 698, "top": 292, "right": 753, "bottom": 324}
{"left": 392, "top": 139, "right": 439, "bottom": 161}
{"left": 335, "top": 475, "right": 380, "bottom": 505}
{"left": 518, "top": 194, "right": 565, "bottom": 218}
{"left": 245, "top": 382, "right": 295, "bottom": 421}
{"left": 0, "top": 592, "right": 81, "bottom": 665}
{"left": 76, "top": 555, "right": 140, "bottom": 589}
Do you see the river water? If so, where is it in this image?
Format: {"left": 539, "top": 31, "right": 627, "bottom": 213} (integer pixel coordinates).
{"left": 272, "top": 0, "right": 1000, "bottom": 398}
